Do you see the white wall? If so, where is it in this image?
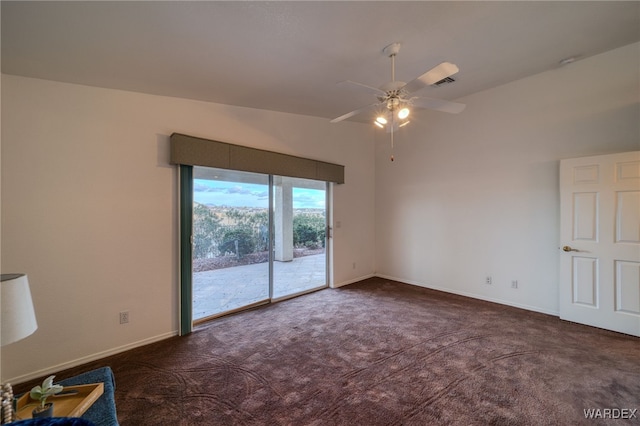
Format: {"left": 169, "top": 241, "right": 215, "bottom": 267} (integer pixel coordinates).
{"left": 0, "top": 76, "right": 375, "bottom": 382}
{"left": 3, "top": 41, "right": 638, "bottom": 383}
{"left": 375, "top": 42, "right": 639, "bottom": 315}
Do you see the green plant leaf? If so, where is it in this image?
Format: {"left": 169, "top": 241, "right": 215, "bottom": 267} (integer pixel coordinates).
{"left": 42, "top": 375, "right": 55, "bottom": 389}
{"left": 29, "top": 386, "right": 43, "bottom": 400}
{"left": 29, "top": 375, "right": 63, "bottom": 407}
{"left": 50, "top": 384, "right": 64, "bottom": 394}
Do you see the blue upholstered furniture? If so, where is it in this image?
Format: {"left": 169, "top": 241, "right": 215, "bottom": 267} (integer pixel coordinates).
{"left": 13, "top": 367, "right": 118, "bottom": 426}
{"left": 56, "top": 368, "right": 117, "bottom": 426}
{"left": 11, "top": 418, "right": 96, "bottom": 426}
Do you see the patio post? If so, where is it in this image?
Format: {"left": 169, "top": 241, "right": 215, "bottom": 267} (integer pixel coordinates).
{"left": 274, "top": 177, "right": 294, "bottom": 261}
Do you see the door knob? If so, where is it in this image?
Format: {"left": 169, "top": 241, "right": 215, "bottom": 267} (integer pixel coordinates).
{"left": 562, "top": 245, "right": 579, "bottom": 252}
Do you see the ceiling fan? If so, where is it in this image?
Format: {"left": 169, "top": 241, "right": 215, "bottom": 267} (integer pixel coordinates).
{"left": 331, "top": 43, "right": 465, "bottom": 160}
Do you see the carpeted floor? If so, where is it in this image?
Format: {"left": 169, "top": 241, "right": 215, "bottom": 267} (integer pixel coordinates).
{"left": 15, "top": 278, "right": 640, "bottom": 425}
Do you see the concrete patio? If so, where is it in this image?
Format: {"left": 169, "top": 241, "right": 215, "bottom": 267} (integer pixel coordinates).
{"left": 193, "top": 253, "right": 326, "bottom": 319}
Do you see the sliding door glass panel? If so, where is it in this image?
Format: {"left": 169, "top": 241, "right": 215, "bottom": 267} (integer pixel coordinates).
{"left": 272, "top": 176, "right": 327, "bottom": 299}
{"left": 192, "top": 167, "right": 270, "bottom": 320}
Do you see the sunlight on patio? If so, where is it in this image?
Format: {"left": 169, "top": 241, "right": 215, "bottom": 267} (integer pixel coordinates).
{"left": 193, "top": 253, "right": 326, "bottom": 319}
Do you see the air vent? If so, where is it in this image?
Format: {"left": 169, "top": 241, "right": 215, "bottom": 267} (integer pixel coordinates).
{"left": 432, "top": 76, "right": 456, "bottom": 87}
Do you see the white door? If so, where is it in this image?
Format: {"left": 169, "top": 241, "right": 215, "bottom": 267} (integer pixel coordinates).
{"left": 559, "top": 151, "right": 640, "bottom": 336}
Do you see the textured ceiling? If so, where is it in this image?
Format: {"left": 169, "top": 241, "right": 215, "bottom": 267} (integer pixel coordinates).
{"left": 2, "top": 1, "right": 639, "bottom": 122}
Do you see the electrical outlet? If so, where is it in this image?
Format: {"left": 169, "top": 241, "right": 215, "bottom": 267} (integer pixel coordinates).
{"left": 119, "top": 311, "right": 129, "bottom": 324}
{"left": 511, "top": 280, "right": 518, "bottom": 289}
{"left": 485, "top": 276, "right": 492, "bottom": 285}
{"left": 352, "top": 262, "right": 356, "bottom": 269}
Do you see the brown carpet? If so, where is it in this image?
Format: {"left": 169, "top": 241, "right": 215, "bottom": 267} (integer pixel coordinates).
{"left": 15, "top": 278, "right": 640, "bottom": 425}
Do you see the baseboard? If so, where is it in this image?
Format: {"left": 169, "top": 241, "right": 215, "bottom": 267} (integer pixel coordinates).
{"left": 9, "top": 331, "right": 178, "bottom": 385}
{"left": 374, "top": 274, "right": 560, "bottom": 317}
{"left": 333, "top": 273, "right": 375, "bottom": 288}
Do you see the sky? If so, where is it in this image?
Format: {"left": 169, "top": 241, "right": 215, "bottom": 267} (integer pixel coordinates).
{"left": 194, "top": 179, "right": 325, "bottom": 209}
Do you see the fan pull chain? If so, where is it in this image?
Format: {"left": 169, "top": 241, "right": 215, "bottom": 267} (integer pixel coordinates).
{"left": 390, "top": 126, "right": 395, "bottom": 162}
{"left": 391, "top": 110, "right": 396, "bottom": 161}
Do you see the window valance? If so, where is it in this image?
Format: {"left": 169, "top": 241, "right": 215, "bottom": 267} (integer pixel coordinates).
{"left": 170, "top": 133, "right": 344, "bottom": 184}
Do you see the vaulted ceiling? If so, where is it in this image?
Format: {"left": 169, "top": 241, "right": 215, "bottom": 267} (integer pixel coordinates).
{"left": 2, "top": 1, "right": 639, "bottom": 122}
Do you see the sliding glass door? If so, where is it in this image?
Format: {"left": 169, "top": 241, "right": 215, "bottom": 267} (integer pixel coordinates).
{"left": 192, "top": 167, "right": 270, "bottom": 320}
{"left": 272, "top": 176, "right": 327, "bottom": 300}
{"left": 190, "top": 167, "right": 328, "bottom": 323}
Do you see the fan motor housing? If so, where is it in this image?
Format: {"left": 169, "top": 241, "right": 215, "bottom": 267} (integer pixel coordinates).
{"left": 386, "top": 97, "right": 400, "bottom": 110}
{"left": 378, "top": 81, "right": 408, "bottom": 106}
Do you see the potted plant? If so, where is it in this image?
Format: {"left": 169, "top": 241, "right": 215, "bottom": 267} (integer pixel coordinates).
{"left": 29, "top": 375, "right": 64, "bottom": 418}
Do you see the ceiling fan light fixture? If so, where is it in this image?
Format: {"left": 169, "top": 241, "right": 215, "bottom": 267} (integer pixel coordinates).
{"left": 397, "top": 107, "right": 410, "bottom": 119}
{"left": 386, "top": 97, "right": 400, "bottom": 110}
{"left": 330, "top": 42, "right": 465, "bottom": 161}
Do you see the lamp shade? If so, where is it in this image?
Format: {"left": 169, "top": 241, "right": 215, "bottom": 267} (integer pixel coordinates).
{"left": 1, "top": 274, "right": 38, "bottom": 346}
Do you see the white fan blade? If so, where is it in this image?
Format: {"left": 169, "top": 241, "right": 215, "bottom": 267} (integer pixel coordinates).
{"left": 402, "top": 62, "right": 459, "bottom": 94}
{"left": 330, "top": 102, "right": 381, "bottom": 123}
{"left": 410, "top": 97, "right": 466, "bottom": 114}
{"left": 337, "top": 80, "right": 386, "bottom": 96}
